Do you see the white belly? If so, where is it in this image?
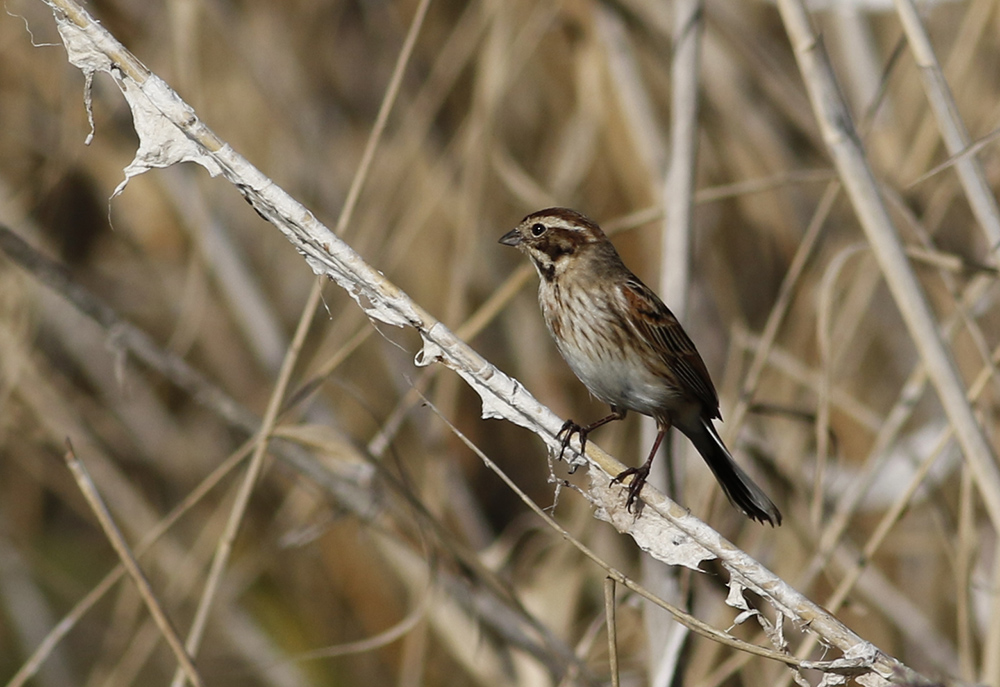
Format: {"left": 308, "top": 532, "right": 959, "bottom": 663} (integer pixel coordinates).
{"left": 540, "top": 282, "right": 679, "bottom": 417}
{"left": 561, "top": 343, "right": 671, "bottom": 415}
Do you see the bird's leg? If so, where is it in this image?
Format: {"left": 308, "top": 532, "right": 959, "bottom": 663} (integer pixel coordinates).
{"left": 556, "top": 407, "right": 626, "bottom": 468}
{"left": 613, "top": 421, "right": 670, "bottom": 512}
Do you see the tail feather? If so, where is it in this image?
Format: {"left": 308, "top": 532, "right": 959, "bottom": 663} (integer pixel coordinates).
{"left": 682, "top": 418, "right": 782, "bottom": 526}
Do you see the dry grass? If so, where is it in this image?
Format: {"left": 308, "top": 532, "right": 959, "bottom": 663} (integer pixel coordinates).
{"left": 1, "top": 0, "right": 1000, "bottom": 685}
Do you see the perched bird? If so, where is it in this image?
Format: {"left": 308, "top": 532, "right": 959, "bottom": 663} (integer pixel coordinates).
{"left": 500, "top": 207, "right": 781, "bottom": 525}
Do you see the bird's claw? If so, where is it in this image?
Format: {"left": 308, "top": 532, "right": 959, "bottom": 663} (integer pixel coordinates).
{"left": 556, "top": 419, "right": 588, "bottom": 464}
{"left": 612, "top": 464, "right": 650, "bottom": 513}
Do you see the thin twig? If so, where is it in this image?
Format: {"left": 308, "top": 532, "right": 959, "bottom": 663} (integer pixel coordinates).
{"left": 5, "top": 439, "right": 252, "bottom": 687}
{"left": 62, "top": 441, "right": 204, "bottom": 687}
{"left": 604, "top": 577, "right": 620, "bottom": 687}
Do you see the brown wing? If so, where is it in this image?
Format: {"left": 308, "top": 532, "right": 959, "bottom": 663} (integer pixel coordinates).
{"left": 620, "top": 276, "right": 721, "bottom": 418}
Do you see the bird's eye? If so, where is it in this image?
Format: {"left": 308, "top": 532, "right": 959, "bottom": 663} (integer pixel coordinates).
{"left": 530, "top": 223, "right": 546, "bottom": 237}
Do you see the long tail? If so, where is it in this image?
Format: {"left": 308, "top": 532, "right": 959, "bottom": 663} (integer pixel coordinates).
{"left": 682, "top": 418, "right": 782, "bottom": 526}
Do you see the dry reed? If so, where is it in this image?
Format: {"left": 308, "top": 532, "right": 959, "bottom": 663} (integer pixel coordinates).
{"left": 1, "top": 0, "right": 999, "bottom": 686}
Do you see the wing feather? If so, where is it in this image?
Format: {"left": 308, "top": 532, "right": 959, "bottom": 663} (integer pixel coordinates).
{"left": 619, "top": 277, "right": 720, "bottom": 417}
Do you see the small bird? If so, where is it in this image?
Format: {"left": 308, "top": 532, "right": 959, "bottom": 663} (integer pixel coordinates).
{"left": 500, "top": 208, "right": 781, "bottom": 525}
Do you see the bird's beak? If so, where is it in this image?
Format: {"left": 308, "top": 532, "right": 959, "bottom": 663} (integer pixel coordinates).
{"left": 499, "top": 229, "right": 522, "bottom": 246}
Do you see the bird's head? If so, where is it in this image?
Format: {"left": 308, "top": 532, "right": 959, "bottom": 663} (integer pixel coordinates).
{"left": 498, "top": 207, "right": 609, "bottom": 282}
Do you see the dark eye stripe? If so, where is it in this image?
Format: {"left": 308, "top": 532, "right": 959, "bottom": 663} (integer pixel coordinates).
{"left": 544, "top": 241, "right": 574, "bottom": 261}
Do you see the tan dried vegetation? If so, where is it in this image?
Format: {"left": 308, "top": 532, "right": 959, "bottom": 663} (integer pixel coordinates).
{"left": 1, "top": 0, "right": 999, "bottom": 686}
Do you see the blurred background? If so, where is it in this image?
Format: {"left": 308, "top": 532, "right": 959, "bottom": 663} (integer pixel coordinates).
{"left": 1, "top": 0, "right": 999, "bottom": 685}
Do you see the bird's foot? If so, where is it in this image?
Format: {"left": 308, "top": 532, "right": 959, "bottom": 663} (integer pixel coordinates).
{"left": 612, "top": 464, "right": 650, "bottom": 513}
{"left": 556, "top": 419, "right": 588, "bottom": 470}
